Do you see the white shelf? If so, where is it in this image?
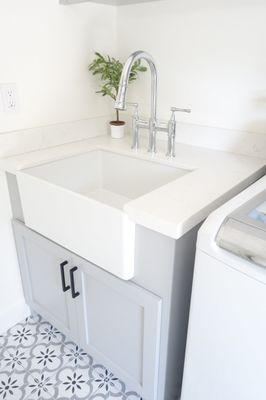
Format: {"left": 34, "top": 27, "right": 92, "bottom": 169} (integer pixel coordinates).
{"left": 60, "top": 0, "right": 161, "bottom": 5}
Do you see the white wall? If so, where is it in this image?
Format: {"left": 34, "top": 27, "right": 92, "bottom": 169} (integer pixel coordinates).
{"left": 0, "top": 0, "right": 117, "bottom": 134}
{"left": 117, "top": 0, "right": 266, "bottom": 135}
{"left": 0, "top": 0, "right": 117, "bottom": 333}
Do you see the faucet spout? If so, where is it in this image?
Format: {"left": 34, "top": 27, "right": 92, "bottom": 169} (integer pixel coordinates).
{"left": 115, "top": 50, "right": 158, "bottom": 152}
{"left": 115, "top": 50, "right": 191, "bottom": 158}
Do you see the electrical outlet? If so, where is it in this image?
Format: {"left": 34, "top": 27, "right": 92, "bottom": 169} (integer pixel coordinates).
{"left": 1, "top": 83, "right": 19, "bottom": 113}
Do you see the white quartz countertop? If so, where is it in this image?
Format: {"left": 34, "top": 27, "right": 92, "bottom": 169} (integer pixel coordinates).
{"left": 0, "top": 134, "right": 265, "bottom": 239}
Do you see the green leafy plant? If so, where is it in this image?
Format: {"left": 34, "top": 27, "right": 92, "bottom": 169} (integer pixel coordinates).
{"left": 89, "top": 52, "right": 147, "bottom": 123}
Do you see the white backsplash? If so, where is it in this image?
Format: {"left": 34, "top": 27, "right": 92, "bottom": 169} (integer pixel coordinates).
{"left": 173, "top": 122, "right": 266, "bottom": 160}
{"left": 0, "top": 116, "right": 266, "bottom": 160}
{"left": 0, "top": 116, "right": 112, "bottom": 159}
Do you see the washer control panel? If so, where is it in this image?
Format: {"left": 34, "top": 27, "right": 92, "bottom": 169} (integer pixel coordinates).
{"left": 216, "top": 190, "right": 266, "bottom": 267}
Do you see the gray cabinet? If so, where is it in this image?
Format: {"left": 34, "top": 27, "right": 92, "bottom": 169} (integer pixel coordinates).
{"left": 13, "top": 220, "right": 162, "bottom": 400}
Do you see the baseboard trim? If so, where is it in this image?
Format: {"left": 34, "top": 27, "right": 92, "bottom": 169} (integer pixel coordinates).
{"left": 0, "top": 299, "right": 30, "bottom": 334}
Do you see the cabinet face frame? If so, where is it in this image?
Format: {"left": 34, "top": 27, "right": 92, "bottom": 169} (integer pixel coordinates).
{"left": 74, "top": 256, "right": 162, "bottom": 399}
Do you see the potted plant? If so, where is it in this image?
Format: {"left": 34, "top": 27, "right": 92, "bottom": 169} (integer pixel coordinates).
{"left": 89, "top": 52, "right": 147, "bottom": 139}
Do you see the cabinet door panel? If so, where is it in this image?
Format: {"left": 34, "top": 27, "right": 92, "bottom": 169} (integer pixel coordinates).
{"left": 26, "top": 240, "right": 70, "bottom": 328}
{"left": 76, "top": 258, "right": 162, "bottom": 400}
{"left": 13, "top": 220, "right": 76, "bottom": 338}
{"left": 84, "top": 275, "right": 144, "bottom": 382}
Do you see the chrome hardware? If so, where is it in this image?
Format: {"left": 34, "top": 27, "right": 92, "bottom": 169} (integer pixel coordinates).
{"left": 115, "top": 50, "right": 158, "bottom": 153}
{"left": 115, "top": 50, "right": 191, "bottom": 157}
{"left": 170, "top": 107, "right": 192, "bottom": 114}
{"left": 126, "top": 103, "right": 140, "bottom": 150}
{"left": 166, "top": 107, "right": 191, "bottom": 158}
{"left": 126, "top": 102, "right": 138, "bottom": 110}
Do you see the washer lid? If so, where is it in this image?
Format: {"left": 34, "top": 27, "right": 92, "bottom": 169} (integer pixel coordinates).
{"left": 216, "top": 190, "right": 266, "bottom": 268}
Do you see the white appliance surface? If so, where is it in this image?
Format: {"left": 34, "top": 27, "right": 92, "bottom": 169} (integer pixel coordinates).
{"left": 181, "top": 175, "right": 266, "bottom": 400}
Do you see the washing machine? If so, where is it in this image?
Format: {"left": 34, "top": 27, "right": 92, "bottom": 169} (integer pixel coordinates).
{"left": 181, "top": 174, "right": 266, "bottom": 400}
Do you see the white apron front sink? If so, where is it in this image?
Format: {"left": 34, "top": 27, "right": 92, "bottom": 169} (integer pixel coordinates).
{"left": 17, "top": 150, "right": 189, "bottom": 279}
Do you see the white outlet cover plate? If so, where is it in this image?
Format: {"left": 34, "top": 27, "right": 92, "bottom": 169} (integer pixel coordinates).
{"left": 0, "top": 83, "right": 19, "bottom": 113}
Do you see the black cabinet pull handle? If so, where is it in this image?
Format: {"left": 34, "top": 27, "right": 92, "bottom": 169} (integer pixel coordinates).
{"left": 70, "top": 267, "right": 80, "bottom": 299}
{"left": 60, "top": 261, "right": 70, "bottom": 292}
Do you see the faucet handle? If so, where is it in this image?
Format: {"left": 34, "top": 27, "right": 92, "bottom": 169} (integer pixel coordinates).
{"left": 126, "top": 103, "right": 140, "bottom": 150}
{"left": 171, "top": 107, "right": 191, "bottom": 113}
{"left": 126, "top": 102, "right": 139, "bottom": 117}
{"left": 166, "top": 107, "right": 191, "bottom": 158}
{"left": 170, "top": 107, "right": 191, "bottom": 120}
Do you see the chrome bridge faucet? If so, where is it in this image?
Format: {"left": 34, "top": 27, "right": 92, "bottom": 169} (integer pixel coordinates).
{"left": 114, "top": 50, "right": 191, "bottom": 157}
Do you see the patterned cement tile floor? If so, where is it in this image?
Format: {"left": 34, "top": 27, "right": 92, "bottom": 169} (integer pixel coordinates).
{"left": 0, "top": 314, "right": 142, "bottom": 400}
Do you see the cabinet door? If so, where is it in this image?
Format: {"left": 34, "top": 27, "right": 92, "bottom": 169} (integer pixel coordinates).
{"left": 74, "top": 256, "right": 162, "bottom": 400}
{"left": 13, "top": 220, "right": 79, "bottom": 341}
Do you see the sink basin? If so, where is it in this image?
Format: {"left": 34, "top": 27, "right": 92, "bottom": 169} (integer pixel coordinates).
{"left": 17, "top": 150, "right": 190, "bottom": 279}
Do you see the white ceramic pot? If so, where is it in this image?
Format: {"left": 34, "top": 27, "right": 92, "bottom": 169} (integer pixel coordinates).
{"left": 110, "top": 121, "right": 125, "bottom": 139}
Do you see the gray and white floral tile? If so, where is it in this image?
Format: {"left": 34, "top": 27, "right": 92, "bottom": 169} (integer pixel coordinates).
{"left": 89, "top": 392, "right": 142, "bottom": 400}
{"left": 29, "top": 343, "right": 66, "bottom": 373}
{"left": 1, "top": 346, "right": 31, "bottom": 373}
{"left": 25, "top": 314, "right": 42, "bottom": 326}
{"left": 90, "top": 364, "right": 126, "bottom": 396}
{"left": 0, "top": 368, "right": 46, "bottom": 400}
{"left": 36, "top": 321, "right": 66, "bottom": 346}
{"left": 0, "top": 314, "right": 142, "bottom": 400}
{"left": 0, "top": 369, "right": 27, "bottom": 400}
{"left": 0, "top": 334, "right": 7, "bottom": 351}
{"left": 25, "top": 370, "right": 57, "bottom": 399}
{"left": 6, "top": 322, "right": 38, "bottom": 348}
{"left": 89, "top": 393, "right": 126, "bottom": 400}
{"left": 0, "top": 334, "right": 7, "bottom": 370}
{"left": 52, "top": 365, "right": 95, "bottom": 399}
{"left": 63, "top": 341, "right": 93, "bottom": 368}
{"left": 124, "top": 392, "right": 142, "bottom": 400}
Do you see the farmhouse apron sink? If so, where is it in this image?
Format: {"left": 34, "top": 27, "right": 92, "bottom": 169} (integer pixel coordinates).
{"left": 17, "top": 149, "right": 189, "bottom": 279}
